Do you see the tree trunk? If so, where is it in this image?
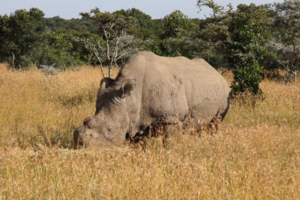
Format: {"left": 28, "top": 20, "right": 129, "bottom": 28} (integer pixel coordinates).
{"left": 100, "top": 63, "right": 105, "bottom": 78}
{"left": 108, "top": 67, "right": 112, "bottom": 78}
{"left": 11, "top": 52, "right": 15, "bottom": 68}
{"left": 109, "top": 59, "right": 114, "bottom": 78}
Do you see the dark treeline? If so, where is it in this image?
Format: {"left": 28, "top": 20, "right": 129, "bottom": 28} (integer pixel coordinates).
{"left": 0, "top": 0, "right": 299, "bottom": 95}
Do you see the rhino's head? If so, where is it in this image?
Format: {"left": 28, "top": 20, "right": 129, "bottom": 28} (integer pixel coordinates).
{"left": 73, "top": 77, "right": 136, "bottom": 148}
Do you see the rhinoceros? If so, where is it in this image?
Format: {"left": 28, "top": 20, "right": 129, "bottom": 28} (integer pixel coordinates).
{"left": 74, "top": 51, "right": 230, "bottom": 148}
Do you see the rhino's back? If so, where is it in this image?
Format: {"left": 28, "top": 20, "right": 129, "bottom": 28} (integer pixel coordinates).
{"left": 117, "top": 51, "right": 230, "bottom": 124}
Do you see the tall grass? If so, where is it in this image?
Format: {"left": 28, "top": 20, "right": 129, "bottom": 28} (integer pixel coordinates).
{"left": 0, "top": 64, "right": 110, "bottom": 148}
{"left": 0, "top": 63, "right": 300, "bottom": 199}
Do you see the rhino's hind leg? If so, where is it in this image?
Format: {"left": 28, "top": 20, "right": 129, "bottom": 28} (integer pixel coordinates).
{"left": 204, "top": 116, "right": 222, "bottom": 136}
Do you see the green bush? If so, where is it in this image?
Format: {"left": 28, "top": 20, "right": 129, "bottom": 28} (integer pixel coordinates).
{"left": 231, "top": 60, "right": 263, "bottom": 97}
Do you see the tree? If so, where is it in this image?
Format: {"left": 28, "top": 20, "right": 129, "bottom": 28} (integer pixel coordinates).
{"left": 0, "top": 8, "right": 45, "bottom": 68}
{"left": 198, "top": 2, "right": 274, "bottom": 95}
{"left": 267, "top": 0, "right": 300, "bottom": 83}
{"left": 113, "top": 8, "right": 164, "bottom": 55}
{"left": 162, "top": 10, "right": 197, "bottom": 39}
{"left": 39, "top": 32, "right": 83, "bottom": 69}
{"left": 225, "top": 4, "right": 271, "bottom": 96}
{"left": 44, "top": 16, "right": 97, "bottom": 34}
{"left": 197, "top": 0, "right": 229, "bottom": 20}
{"left": 161, "top": 10, "right": 200, "bottom": 58}
{"left": 197, "top": 0, "right": 232, "bottom": 67}
{"left": 80, "top": 8, "right": 139, "bottom": 77}
{"left": 114, "top": 8, "right": 157, "bottom": 40}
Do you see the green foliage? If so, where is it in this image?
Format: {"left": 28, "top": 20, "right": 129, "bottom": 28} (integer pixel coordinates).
{"left": 225, "top": 4, "right": 271, "bottom": 96}
{"left": 141, "top": 39, "right": 163, "bottom": 55}
{"left": 162, "top": 10, "right": 197, "bottom": 39}
{"left": 45, "top": 16, "right": 96, "bottom": 34}
{"left": 196, "top": 0, "right": 232, "bottom": 68}
{"left": 114, "top": 8, "right": 158, "bottom": 40}
{"left": 112, "top": 9, "right": 164, "bottom": 55}
{"left": 160, "top": 10, "right": 200, "bottom": 58}
{"left": 79, "top": 8, "right": 141, "bottom": 77}
{"left": 231, "top": 61, "right": 263, "bottom": 96}
{"left": 161, "top": 37, "right": 203, "bottom": 58}
{"left": 39, "top": 33, "right": 83, "bottom": 68}
{"left": 0, "top": 3, "right": 297, "bottom": 79}
{"left": 0, "top": 8, "right": 45, "bottom": 67}
{"left": 0, "top": 9, "right": 86, "bottom": 69}
{"left": 274, "top": 0, "right": 300, "bottom": 46}
{"left": 267, "top": 0, "right": 300, "bottom": 82}
{"left": 81, "top": 8, "right": 136, "bottom": 40}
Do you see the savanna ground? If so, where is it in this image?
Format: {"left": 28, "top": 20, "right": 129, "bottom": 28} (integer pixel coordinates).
{"left": 0, "top": 63, "right": 300, "bottom": 200}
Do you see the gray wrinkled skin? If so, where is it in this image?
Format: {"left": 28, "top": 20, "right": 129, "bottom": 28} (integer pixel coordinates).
{"left": 74, "top": 51, "right": 230, "bottom": 148}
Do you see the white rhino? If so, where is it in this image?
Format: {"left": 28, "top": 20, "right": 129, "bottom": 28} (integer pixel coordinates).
{"left": 74, "top": 51, "right": 230, "bottom": 147}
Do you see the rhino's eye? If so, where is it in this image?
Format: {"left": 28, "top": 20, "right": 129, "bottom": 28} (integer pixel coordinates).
{"left": 107, "top": 127, "right": 112, "bottom": 132}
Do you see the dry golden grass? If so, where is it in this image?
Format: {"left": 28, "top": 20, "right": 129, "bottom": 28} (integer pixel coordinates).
{"left": 1, "top": 63, "right": 300, "bottom": 199}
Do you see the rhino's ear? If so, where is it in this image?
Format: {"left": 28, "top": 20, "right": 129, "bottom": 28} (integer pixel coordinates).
{"left": 100, "top": 77, "right": 114, "bottom": 90}
{"left": 120, "top": 79, "right": 136, "bottom": 99}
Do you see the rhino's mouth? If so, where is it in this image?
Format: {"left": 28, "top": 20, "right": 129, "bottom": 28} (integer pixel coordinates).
{"left": 73, "top": 126, "right": 114, "bottom": 148}
{"left": 73, "top": 126, "right": 98, "bottom": 147}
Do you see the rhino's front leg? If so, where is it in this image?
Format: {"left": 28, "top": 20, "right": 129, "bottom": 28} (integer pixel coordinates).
{"left": 130, "top": 125, "right": 151, "bottom": 151}
{"left": 161, "top": 122, "right": 183, "bottom": 149}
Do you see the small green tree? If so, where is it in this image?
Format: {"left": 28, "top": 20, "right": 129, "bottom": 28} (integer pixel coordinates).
{"left": 225, "top": 4, "right": 271, "bottom": 97}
